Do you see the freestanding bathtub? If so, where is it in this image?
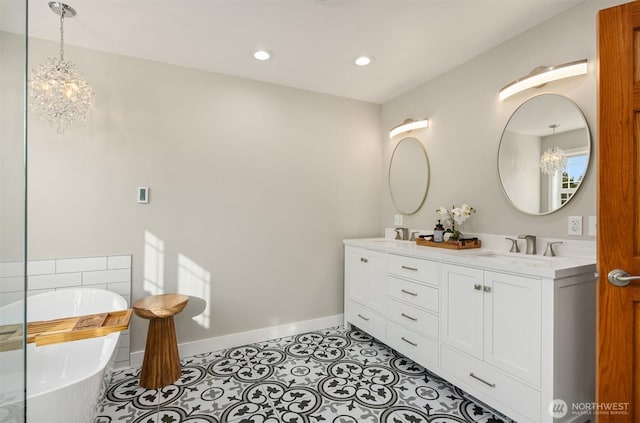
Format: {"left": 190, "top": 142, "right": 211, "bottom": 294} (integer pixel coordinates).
{"left": 0, "top": 288, "right": 128, "bottom": 422}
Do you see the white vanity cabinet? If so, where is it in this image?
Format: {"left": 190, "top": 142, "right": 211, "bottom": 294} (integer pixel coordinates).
{"left": 385, "top": 254, "right": 440, "bottom": 369}
{"left": 344, "top": 246, "right": 387, "bottom": 340}
{"left": 343, "top": 238, "right": 596, "bottom": 423}
{"left": 440, "top": 264, "right": 542, "bottom": 421}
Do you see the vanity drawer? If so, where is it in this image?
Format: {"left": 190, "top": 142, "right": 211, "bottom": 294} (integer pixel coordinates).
{"left": 388, "top": 255, "right": 439, "bottom": 286}
{"left": 346, "top": 301, "right": 385, "bottom": 341}
{"left": 388, "top": 276, "right": 439, "bottom": 313}
{"left": 386, "top": 320, "right": 438, "bottom": 370}
{"left": 440, "top": 345, "right": 540, "bottom": 422}
{"left": 387, "top": 298, "right": 438, "bottom": 339}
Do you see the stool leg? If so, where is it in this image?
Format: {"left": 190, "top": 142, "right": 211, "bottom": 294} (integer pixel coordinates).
{"left": 139, "top": 317, "right": 182, "bottom": 389}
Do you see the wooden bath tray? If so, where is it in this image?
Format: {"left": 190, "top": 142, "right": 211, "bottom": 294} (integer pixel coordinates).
{"left": 416, "top": 237, "right": 482, "bottom": 250}
{"left": 0, "top": 309, "right": 132, "bottom": 352}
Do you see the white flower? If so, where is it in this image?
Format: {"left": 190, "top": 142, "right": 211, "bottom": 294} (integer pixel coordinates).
{"left": 437, "top": 204, "right": 475, "bottom": 225}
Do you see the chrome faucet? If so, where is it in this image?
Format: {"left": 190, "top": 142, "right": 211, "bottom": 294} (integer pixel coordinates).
{"left": 505, "top": 237, "right": 520, "bottom": 253}
{"left": 518, "top": 234, "right": 536, "bottom": 255}
{"left": 544, "top": 241, "right": 563, "bottom": 257}
{"left": 394, "top": 227, "right": 409, "bottom": 240}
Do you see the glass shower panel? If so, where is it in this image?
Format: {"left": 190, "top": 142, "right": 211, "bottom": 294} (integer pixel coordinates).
{"left": 0, "top": 0, "right": 27, "bottom": 421}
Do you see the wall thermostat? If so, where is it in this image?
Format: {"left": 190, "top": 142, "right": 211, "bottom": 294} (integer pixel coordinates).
{"left": 137, "top": 187, "right": 149, "bottom": 204}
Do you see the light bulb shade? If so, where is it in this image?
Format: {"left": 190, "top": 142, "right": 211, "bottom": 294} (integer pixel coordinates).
{"left": 389, "top": 119, "right": 429, "bottom": 139}
{"left": 499, "top": 59, "right": 588, "bottom": 102}
{"left": 29, "top": 58, "right": 95, "bottom": 133}
{"left": 539, "top": 146, "right": 568, "bottom": 175}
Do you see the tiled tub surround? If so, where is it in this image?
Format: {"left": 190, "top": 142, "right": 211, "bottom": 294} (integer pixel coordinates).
{"left": 344, "top": 238, "right": 596, "bottom": 423}
{"left": 0, "top": 254, "right": 132, "bottom": 368}
{"left": 96, "top": 326, "right": 514, "bottom": 423}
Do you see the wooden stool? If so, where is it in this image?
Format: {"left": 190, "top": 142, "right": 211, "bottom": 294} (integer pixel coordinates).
{"left": 133, "top": 293, "right": 188, "bottom": 389}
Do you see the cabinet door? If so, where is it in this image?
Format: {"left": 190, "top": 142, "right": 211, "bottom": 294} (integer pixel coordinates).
{"left": 366, "top": 251, "right": 387, "bottom": 313}
{"left": 441, "top": 264, "right": 484, "bottom": 359}
{"left": 345, "top": 247, "right": 368, "bottom": 306}
{"left": 344, "top": 247, "right": 386, "bottom": 313}
{"left": 483, "top": 271, "right": 541, "bottom": 386}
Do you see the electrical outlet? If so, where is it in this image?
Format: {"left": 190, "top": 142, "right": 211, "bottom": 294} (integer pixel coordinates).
{"left": 588, "top": 216, "right": 597, "bottom": 237}
{"left": 568, "top": 216, "right": 583, "bottom": 236}
{"left": 394, "top": 215, "right": 403, "bottom": 226}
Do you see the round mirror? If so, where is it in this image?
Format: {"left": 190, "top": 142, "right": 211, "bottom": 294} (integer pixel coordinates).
{"left": 389, "top": 137, "right": 430, "bottom": 215}
{"left": 498, "top": 94, "right": 591, "bottom": 215}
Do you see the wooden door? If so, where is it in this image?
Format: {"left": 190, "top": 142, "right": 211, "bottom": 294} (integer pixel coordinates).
{"left": 597, "top": 1, "right": 640, "bottom": 420}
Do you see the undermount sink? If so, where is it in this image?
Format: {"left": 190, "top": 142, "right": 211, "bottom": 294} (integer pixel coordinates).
{"left": 373, "top": 240, "right": 413, "bottom": 247}
{"left": 474, "top": 251, "right": 552, "bottom": 267}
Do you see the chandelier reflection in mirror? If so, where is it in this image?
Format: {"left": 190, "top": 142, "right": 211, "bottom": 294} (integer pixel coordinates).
{"left": 30, "top": 2, "right": 95, "bottom": 134}
{"left": 539, "top": 124, "right": 567, "bottom": 175}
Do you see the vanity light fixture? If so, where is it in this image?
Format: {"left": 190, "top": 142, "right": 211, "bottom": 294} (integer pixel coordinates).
{"left": 253, "top": 50, "right": 272, "bottom": 61}
{"left": 498, "top": 59, "right": 588, "bottom": 102}
{"left": 389, "top": 118, "right": 429, "bottom": 139}
{"left": 30, "top": 1, "right": 95, "bottom": 134}
{"left": 539, "top": 124, "right": 568, "bottom": 176}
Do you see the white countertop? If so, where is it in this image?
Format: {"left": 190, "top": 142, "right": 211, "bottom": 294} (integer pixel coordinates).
{"left": 344, "top": 237, "right": 596, "bottom": 279}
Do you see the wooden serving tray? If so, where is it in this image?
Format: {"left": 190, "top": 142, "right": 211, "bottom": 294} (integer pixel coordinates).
{"left": 0, "top": 309, "right": 132, "bottom": 352}
{"left": 416, "top": 238, "right": 482, "bottom": 250}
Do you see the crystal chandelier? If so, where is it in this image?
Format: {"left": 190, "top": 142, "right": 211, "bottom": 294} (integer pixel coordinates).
{"left": 30, "top": 2, "right": 95, "bottom": 134}
{"left": 539, "top": 124, "right": 567, "bottom": 176}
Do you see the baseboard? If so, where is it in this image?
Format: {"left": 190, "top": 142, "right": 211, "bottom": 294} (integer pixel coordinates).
{"left": 130, "top": 314, "right": 344, "bottom": 368}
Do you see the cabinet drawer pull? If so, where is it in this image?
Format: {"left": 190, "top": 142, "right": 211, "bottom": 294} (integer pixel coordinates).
{"left": 360, "top": 257, "right": 368, "bottom": 263}
{"left": 469, "top": 372, "right": 496, "bottom": 388}
{"left": 474, "top": 284, "right": 482, "bottom": 290}
{"left": 357, "top": 314, "right": 370, "bottom": 321}
{"left": 401, "top": 265, "right": 418, "bottom": 271}
{"left": 401, "top": 313, "right": 417, "bottom": 322}
{"left": 401, "top": 336, "right": 417, "bottom": 346}
{"left": 400, "top": 289, "right": 418, "bottom": 297}
{"left": 483, "top": 285, "right": 492, "bottom": 293}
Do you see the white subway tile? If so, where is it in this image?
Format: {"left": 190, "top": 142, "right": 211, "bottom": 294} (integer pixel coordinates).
{"left": 27, "top": 260, "right": 56, "bottom": 276}
{"left": 0, "top": 276, "right": 25, "bottom": 293}
{"left": 82, "top": 269, "right": 130, "bottom": 285}
{"left": 0, "top": 261, "right": 23, "bottom": 278}
{"left": 28, "top": 273, "right": 82, "bottom": 290}
{"left": 107, "top": 281, "right": 131, "bottom": 296}
{"left": 115, "top": 347, "right": 130, "bottom": 362}
{"left": 114, "top": 360, "right": 130, "bottom": 369}
{"left": 118, "top": 333, "right": 130, "bottom": 348}
{"left": 108, "top": 255, "right": 131, "bottom": 270}
{"left": 56, "top": 257, "right": 107, "bottom": 273}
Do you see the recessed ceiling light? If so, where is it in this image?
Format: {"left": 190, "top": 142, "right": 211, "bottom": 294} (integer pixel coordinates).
{"left": 354, "top": 56, "right": 374, "bottom": 66}
{"left": 253, "top": 50, "right": 272, "bottom": 61}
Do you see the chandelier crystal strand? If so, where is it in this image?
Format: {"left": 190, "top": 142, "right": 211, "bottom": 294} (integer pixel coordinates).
{"left": 29, "top": 2, "right": 95, "bottom": 134}
{"left": 539, "top": 146, "right": 568, "bottom": 175}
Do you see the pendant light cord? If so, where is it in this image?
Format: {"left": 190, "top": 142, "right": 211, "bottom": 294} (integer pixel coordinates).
{"left": 59, "top": 9, "right": 65, "bottom": 62}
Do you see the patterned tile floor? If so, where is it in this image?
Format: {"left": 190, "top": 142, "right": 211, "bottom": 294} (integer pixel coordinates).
{"left": 95, "top": 327, "right": 516, "bottom": 423}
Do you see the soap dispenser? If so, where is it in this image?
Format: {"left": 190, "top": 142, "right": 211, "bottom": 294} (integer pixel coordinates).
{"left": 433, "top": 220, "right": 445, "bottom": 243}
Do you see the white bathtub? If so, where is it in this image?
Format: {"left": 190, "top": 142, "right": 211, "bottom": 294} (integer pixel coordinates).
{"left": 0, "top": 288, "right": 128, "bottom": 423}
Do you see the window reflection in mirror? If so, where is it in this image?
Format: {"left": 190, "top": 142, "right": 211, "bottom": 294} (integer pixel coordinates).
{"left": 498, "top": 94, "right": 591, "bottom": 215}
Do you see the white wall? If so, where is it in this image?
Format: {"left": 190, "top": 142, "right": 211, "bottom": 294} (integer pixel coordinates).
{"left": 0, "top": 31, "right": 26, "bottom": 261}
{"left": 17, "top": 32, "right": 382, "bottom": 352}
{"left": 380, "top": 0, "right": 622, "bottom": 238}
